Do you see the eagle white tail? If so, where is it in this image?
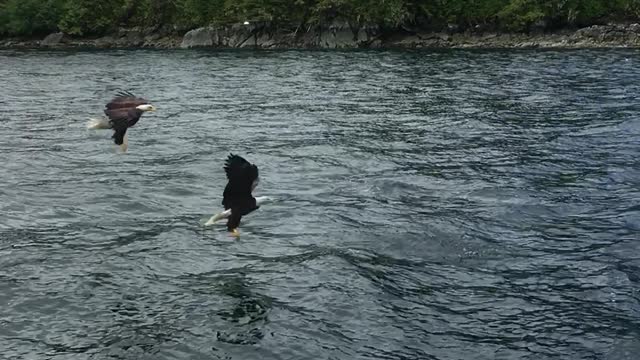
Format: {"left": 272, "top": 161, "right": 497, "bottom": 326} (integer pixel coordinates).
{"left": 87, "top": 117, "right": 111, "bottom": 130}
{"left": 204, "top": 196, "right": 274, "bottom": 226}
{"left": 204, "top": 209, "right": 232, "bottom": 226}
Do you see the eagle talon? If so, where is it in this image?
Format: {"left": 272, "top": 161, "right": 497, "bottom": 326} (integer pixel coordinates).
{"left": 230, "top": 229, "right": 240, "bottom": 237}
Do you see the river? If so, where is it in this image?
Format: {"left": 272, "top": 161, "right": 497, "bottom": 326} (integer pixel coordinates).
{"left": 0, "top": 49, "right": 639, "bottom": 359}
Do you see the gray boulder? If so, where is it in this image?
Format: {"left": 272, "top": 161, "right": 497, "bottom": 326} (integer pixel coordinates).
{"left": 181, "top": 27, "right": 218, "bottom": 48}
{"left": 94, "top": 36, "right": 116, "bottom": 48}
{"left": 226, "top": 24, "right": 255, "bottom": 48}
{"left": 318, "top": 21, "right": 378, "bottom": 48}
{"left": 120, "top": 28, "right": 145, "bottom": 47}
{"left": 41, "top": 32, "right": 64, "bottom": 47}
{"left": 320, "top": 28, "right": 355, "bottom": 48}
{"left": 628, "top": 23, "right": 640, "bottom": 34}
{"left": 319, "top": 20, "right": 355, "bottom": 48}
{"left": 572, "top": 24, "right": 640, "bottom": 45}
{"left": 255, "top": 33, "right": 277, "bottom": 48}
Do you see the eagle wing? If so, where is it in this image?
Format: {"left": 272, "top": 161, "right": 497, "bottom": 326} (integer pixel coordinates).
{"left": 222, "top": 154, "right": 259, "bottom": 209}
{"left": 109, "top": 114, "right": 129, "bottom": 146}
{"left": 104, "top": 104, "right": 143, "bottom": 129}
{"left": 105, "top": 91, "right": 149, "bottom": 110}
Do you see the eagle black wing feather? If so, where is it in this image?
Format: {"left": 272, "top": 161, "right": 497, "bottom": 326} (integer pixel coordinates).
{"left": 224, "top": 154, "right": 256, "bottom": 181}
{"left": 110, "top": 116, "right": 129, "bottom": 145}
{"left": 105, "top": 91, "right": 149, "bottom": 110}
{"left": 222, "top": 154, "right": 259, "bottom": 208}
{"left": 221, "top": 154, "right": 259, "bottom": 231}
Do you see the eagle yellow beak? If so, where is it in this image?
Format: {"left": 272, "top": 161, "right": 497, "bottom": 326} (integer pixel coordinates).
{"left": 149, "top": 105, "right": 157, "bottom": 112}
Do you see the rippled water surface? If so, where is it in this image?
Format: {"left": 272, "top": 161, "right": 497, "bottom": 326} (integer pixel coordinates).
{"left": 1, "top": 49, "right": 639, "bottom": 359}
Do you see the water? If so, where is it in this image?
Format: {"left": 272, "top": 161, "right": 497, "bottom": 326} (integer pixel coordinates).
{"left": 0, "top": 49, "right": 639, "bottom": 360}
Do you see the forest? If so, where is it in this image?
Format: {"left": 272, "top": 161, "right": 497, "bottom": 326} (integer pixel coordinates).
{"left": 1, "top": 0, "right": 639, "bottom": 37}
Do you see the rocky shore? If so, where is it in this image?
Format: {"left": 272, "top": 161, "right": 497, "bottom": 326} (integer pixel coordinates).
{"left": 3, "top": 23, "right": 640, "bottom": 50}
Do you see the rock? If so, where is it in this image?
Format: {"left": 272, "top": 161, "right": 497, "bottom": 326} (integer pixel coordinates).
{"left": 571, "top": 24, "right": 640, "bottom": 45}
{"left": 256, "top": 33, "right": 276, "bottom": 48}
{"left": 313, "top": 19, "right": 379, "bottom": 49}
{"left": 145, "top": 33, "right": 161, "bottom": 42}
{"left": 517, "top": 41, "right": 540, "bottom": 48}
{"left": 369, "top": 39, "right": 382, "bottom": 48}
{"left": 319, "top": 28, "right": 352, "bottom": 48}
{"left": 181, "top": 24, "right": 260, "bottom": 48}
{"left": 95, "top": 36, "right": 116, "bottom": 48}
{"left": 628, "top": 23, "right": 640, "bottom": 34}
{"left": 481, "top": 33, "right": 498, "bottom": 40}
{"left": 418, "top": 32, "right": 450, "bottom": 42}
{"left": 7, "top": 22, "right": 640, "bottom": 50}
{"left": 145, "top": 36, "right": 180, "bottom": 49}
{"left": 297, "top": 31, "right": 319, "bottom": 48}
{"left": 575, "top": 25, "right": 614, "bottom": 40}
{"left": 317, "top": 21, "right": 376, "bottom": 48}
{"left": 226, "top": 23, "right": 255, "bottom": 48}
{"left": 391, "top": 35, "right": 421, "bottom": 48}
{"left": 575, "top": 26, "right": 598, "bottom": 39}
{"left": 41, "top": 32, "right": 64, "bottom": 47}
{"left": 627, "top": 32, "right": 640, "bottom": 44}
{"left": 603, "top": 30, "right": 625, "bottom": 42}
{"left": 419, "top": 38, "right": 441, "bottom": 47}
{"left": 181, "top": 27, "right": 217, "bottom": 48}
{"left": 122, "top": 29, "right": 144, "bottom": 46}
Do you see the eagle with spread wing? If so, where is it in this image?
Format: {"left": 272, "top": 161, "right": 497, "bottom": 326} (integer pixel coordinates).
{"left": 203, "top": 154, "right": 273, "bottom": 234}
{"left": 222, "top": 154, "right": 261, "bottom": 236}
{"left": 87, "top": 91, "right": 156, "bottom": 152}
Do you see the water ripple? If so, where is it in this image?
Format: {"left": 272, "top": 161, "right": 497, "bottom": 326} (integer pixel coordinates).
{"left": 0, "top": 49, "right": 639, "bottom": 359}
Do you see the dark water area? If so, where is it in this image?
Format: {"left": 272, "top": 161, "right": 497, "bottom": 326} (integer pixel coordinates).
{"left": 0, "top": 49, "right": 639, "bottom": 360}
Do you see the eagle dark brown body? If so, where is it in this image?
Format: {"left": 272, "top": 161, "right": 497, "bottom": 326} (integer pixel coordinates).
{"left": 88, "top": 91, "right": 156, "bottom": 151}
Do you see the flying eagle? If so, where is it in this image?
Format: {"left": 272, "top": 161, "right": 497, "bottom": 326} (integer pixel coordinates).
{"left": 87, "top": 91, "right": 156, "bottom": 152}
{"left": 204, "top": 154, "right": 272, "bottom": 236}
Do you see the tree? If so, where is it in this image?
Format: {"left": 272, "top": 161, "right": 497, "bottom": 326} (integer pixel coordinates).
{"left": 58, "top": 0, "right": 125, "bottom": 35}
{"left": 0, "top": 0, "right": 64, "bottom": 35}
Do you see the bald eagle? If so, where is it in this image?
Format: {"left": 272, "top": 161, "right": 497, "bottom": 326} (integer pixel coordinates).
{"left": 204, "top": 154, "right": 272, "bottom": 236}
{"left": 87, "top": 91, "right": 156, "bottom": 152}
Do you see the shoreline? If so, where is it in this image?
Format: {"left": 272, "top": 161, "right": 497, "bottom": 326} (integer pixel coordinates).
{"left": 2, "top": 23, "right": 640, "bottom": 50}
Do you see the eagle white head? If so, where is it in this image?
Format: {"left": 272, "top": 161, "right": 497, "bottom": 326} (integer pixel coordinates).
{"left": 136, "top": 104, "right": 157, "bottom": 112}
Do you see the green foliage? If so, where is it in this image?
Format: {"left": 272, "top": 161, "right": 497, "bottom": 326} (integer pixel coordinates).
{"left": 176, "top": 0, "right": 226, "bottom": 27}
{"left": 1, "top": 0, "right": 639, "bottom": 36}
{"left": 497, "top": 0, "right": 545, "bottom": 31}
{"left": 58, "top": 0, "right": 126, "bottom": 35}
{"left": 226, "top": 0, "right": 293, "bottom": 22}
{"left": 0, "top": 0, "right": 64, "bottom": 35}
{"left": 312, "top": 0, "right": 410, "bottom": 26}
